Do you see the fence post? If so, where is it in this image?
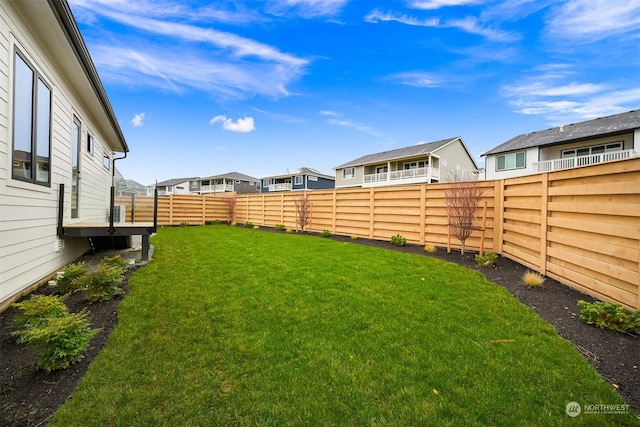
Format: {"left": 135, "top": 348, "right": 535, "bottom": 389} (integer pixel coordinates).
{"left": 202, "top": 194, "right": 206, "bottom": 225}
{"left": 540, "top": 174, "right": 549, "bottom": 275}
{"left": 332, "top": 190, "right": 337, "bottom": 234}
{"left": 169, "top": 194, "right": 174, "bottom": 226}
{"left": 419, "top": 185, "right": 426, "bottom": 245}
{"left": 369, "top": 188, "right": 375, "bottom": 239}
{"left": 493, "top": 180, "right": 504, "bottom": 254}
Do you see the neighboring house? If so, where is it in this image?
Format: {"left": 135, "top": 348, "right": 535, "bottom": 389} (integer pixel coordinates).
{"left": 0, "top": 1, "right": 130, "bottom": 307}
{"left": 334, "top": 137, "right": 479, "bottom": 188}
{"left": 261, "top": 167, "right": 335, "bottom": 193}
{"left": 154, "top": 177, "right": 198, "bottom": 196}
{"left": 482, "top": 110, "right": 640, "bottom": 180}
{"left": 192, "top": 172, "right": 261, "bottom": 195}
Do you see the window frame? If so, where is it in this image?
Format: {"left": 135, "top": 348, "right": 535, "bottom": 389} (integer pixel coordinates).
{"left": 294, "top": 175, "right": 303, "bottom": 185}
{"left": 496, "top": 151, "right": 526, "bottom": 172}
{"left": 342, "top": 167, "right": 355, "bottom": 179}
{"left": 87, "top": 133, "right": 94, "bottom": 156}
{"left": 561, "top": 142, "right": 623, "bottom": 158}
{"left": 11, "top": 48, "right": 52, "bottom": 186}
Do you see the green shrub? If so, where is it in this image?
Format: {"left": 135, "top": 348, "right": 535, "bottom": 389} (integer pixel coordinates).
{"left": 274, "top": 224, "right": 286, "bottom": 231}
{"left": 213, "top": 219, "right": 222, "bottom": 225}
{"left": 180, "top": 222, "right": 190, "bottom": 227}
{"left": 577, "top": 300, "right": 640, "bottom": 334}
{"left": 13, "top": 309, "right": 99, "bottom": 372}
{"left": 243, "top": 221, "right": 253, "bottom": 228}
{"left": 100, "top": 254, "right": 129, "bottom": 270}
{"left": 56, "top": 262, "right": 87, "bottom": 293}
{"left": 390, "top": 234, "right": 406, "bottom": 247}
{"left": 319, "top": 230, "right": 332, "bottom": 238}
{"left": 12, "top": 294, "right": 69, "bottom": 330}
{"left": 475, "top": 252, "right": 498, "bottom": 268}
{"left": 80, "top": 265, "right": 125, "bottom": 303}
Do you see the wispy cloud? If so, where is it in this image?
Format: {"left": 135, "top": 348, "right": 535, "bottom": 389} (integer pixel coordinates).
{"left": 69, "top": 0, "right": 309, "bottom": 99}
{"left": 386, "top": 71, "right": 441, "bottom": 88}
{"left": 503, "top": 67, "right": 640, "bottom": 123}
{"left": 409, "top": 0, "right": 485, "bottom": 10}
{"left": 210, "top": 115, "right": 256, "bottom": 132}
{"left": 265, "top": 0, "right": 348, "bottom": 18}
{"left": 130, "top": 112, "right": 145, "bottom": 127}
{"left": 546, "top": 0, "right": 640, "bottom": 40}
{"left": 364, "top": 9, "right": 518, "bottom": 42}
{"left": 320, "top": 111, "right": 390, "bottom": 140}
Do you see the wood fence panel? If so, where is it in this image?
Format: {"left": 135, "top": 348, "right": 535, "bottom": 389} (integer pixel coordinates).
{"left": 308, "top": 190, "right": 334, "bottom": 232}
{"left": 541, "top": 160, "right": 640, "bottom": 309}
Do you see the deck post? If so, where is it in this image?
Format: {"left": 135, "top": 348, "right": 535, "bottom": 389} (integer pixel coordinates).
{"left": 108, "top": 185, "right": 115, "bottom": 234}
{"left": 57, "top": 183, "right": 65, "bottom": 236}
{"left": 141, "top": 234, "right": 150, "bottom": 261}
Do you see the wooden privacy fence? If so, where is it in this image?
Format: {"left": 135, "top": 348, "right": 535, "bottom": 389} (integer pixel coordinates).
{"left": 116, "top": 157, "right": 640, "bottom": 309}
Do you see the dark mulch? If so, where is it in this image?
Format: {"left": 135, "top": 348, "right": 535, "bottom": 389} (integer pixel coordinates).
{"left": 0, "top": 233, "right": 638, "bottom": 426}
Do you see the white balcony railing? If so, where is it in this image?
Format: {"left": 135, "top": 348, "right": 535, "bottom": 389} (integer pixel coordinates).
{"left": 533, "top": 149, "right": 637, "bottom": 173}
{"left": 200, "top": 184, "right": 234, "bottom": 193}
{"left": 363, "top": 166, "right": 439, "bottom": 185}
{"left": 268, "top": 183, "right": 292, "bottom": 192}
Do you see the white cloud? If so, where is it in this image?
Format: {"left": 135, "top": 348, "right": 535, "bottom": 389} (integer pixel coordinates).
{"left": 409, "top": 0, "right": 484, "bottom": 10}
{"left": 130, "top": 112, "right": 145, "bottom": 127}
{"left": 321, "top": 111, "right": 390, "bottom": 140}
{"left": 388, "top": 71, "right": 441, "bottom": 88}
{"left": 364, "top": 9, "right": 518, "bottom": 42}
{"left": 210, "top": 115, "right": 256, "bottom": 132}
{"left": 546, "top": 0, "right": 640, "bottom": 40}
{"left": 266, "top": 0, "right": 348, "bottom": 18}
{"left": 69, "top": 0, "right": 309, "bottom": 99}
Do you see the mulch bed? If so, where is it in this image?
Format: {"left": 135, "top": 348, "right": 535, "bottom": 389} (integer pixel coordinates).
{"left": 0, "top": 233, "right": 638, "bottom": 425}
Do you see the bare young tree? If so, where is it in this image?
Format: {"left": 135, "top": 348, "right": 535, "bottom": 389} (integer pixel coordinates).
{"left": 223, "top": 193, "right": 237, "bottom": 224}
{"left": 444, "top": 173, "right": 483, "bottom": 254}
{"left": 295, "top": 192, "right": 312, "bottom": 232}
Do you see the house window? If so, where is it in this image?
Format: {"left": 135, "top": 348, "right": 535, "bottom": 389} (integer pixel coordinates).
{"left": 12, "top": 49, "right": 52, "bottom": 186}
{"left": 294, "top": 176, "right": 303, "bottom": 185}
{"left": 562, "top": 142, "right": 622, "bottom": 158}
{"left": 496, "top": 151, "right": 526, "bottom": 171}
{"left": 376, "top": 166, "right": 388, "bottom": 174}
{"left": 103, "top": 152, "right": 110, "bottom": 170}
{"left": 342, "top": 168, "right": 355, "bottom": 179}
{"left": 263, "top": 179, "right": 270, "bottom": 187}
{"left": 403, "top": 161, "right": 427, "bottom": 170}
{"left": 87, "top": 134, "right": 94, "bottom": 155}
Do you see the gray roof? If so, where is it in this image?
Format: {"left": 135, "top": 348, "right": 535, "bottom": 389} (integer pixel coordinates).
{"left": 483, "top": 110, "right": 640, "bottom": 156}
{"left": 202, "top": 172, "right": 259, "bottom": 182}
{"left": 155, "top": 177, "right": 199, "bottom": 187}
{"left": 263, "top": 167, "right": 334, "bottom": 180}
{"left": 334, "top": 137, "right": 458, "bottom": 169}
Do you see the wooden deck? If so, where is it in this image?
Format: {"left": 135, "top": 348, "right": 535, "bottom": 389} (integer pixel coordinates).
{"left": 58, "top": 222, "right": 156, "bottom": 261}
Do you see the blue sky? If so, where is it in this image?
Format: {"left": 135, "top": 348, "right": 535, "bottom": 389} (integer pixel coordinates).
{"left": 68, "top": 0, "right": 640, "bottom": 185}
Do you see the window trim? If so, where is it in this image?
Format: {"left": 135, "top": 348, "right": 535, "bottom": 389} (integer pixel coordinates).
{"left": 87, "top": 133, "right": 94, "bottom": 156}
{"left": 496, "top": 151, "right": 526, "bottom": 172}
{"left": 561, "top": 142, "right": 623, "bottom": 158}
{"left": 342, "top": 167, "right": 355, "bottom": 179}
{"left": 11, "top": 48, "right": 52, "bottom": 186}
{"left": 294, "top": 175, "right": 303, "bottom": 185}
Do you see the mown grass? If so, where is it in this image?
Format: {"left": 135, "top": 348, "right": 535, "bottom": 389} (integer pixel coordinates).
{"left": 50, "top": 226, "right": 637, "bottom": 426}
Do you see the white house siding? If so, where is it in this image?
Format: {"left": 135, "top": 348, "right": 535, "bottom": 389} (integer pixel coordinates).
{"left": 484, "top": 147, "right": 539, "bottom": 180}
{"left": 538, "top": 133, "right": 635, "bottom": 162}
{"left": 0, "top": 2, "right": 118, "bottom": 308}
{"left": 334, "top": 165, "right": 365, "bottom": 188}
{"left": 432, "top": 139, "right": 479, "bottom": 182}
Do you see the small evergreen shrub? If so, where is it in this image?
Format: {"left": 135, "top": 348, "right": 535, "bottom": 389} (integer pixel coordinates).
{"left": 213, "top": 219, "right": 221, "bottom": 225}
{"left": 180, "top": 222, "right": 190, "bottom": 227}
{"left": 274, "top": 224, "right": 286, "bottom": 231}
{"left": 12, "top": 295, "right": 69, "bottom": 330}
{"left": 390, "top": 234, "right": 406, "bottom": 247}
{"left": 577, "top": 300, "right": 640, "bottom": 334}
{"left": 100, "top": 254, "right": 129, "bottom": 270}
{"left": 56, "top": 262, "right": 87, "bottom": 293}
{"left": 80, "top": 265, "right": 124, "bottom": 303}
{"left": 243, "top": 221, "right": 253, "bottom": 228}
{"left": 424, "top": 244, "right": 436, "bottom": 253}
{"left": 319, "top": 230, "right": 332, "bottom": 238}
{"left": 475, "top": 252, "right": 498, "bottom": 268}
{"left": 522, "top": 271, "right": 545, "bottom": 287}
{"left": 13, "top": 309, "right": 99, "bottom": 372}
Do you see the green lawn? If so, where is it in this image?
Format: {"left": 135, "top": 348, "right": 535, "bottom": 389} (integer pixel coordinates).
{"left": 50, "top": 226, "right": 637, "bottom": 426}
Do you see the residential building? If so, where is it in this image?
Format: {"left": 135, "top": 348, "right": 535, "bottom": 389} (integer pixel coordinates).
{"left": 192, "top": 172, "right": 260, "bottom": 194}
{"left": 0, "top": 1, "right": 131, "bottom": 307}
{"left": 154, "top": 177, "right": 197, "bottom": 196}
{"left": 482, "top": 110, "right": 640, "bottom": 180}
{"left": 334, "top": 137, "right": 479, "bottom": 188}
{"left": 261, "top": 167, "right": 335, "bottom": 193}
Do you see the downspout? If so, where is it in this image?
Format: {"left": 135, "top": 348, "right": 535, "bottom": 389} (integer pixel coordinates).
{"left": 109, "top": 151, "right": 127, "bottom": 233}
